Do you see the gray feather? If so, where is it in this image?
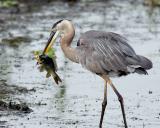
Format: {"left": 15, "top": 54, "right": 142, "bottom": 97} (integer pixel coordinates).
{"left": 76, "top": 30, "right": 152, "bottom": 77}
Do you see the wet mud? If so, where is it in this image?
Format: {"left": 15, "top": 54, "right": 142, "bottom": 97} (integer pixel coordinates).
{"left": 0, "top": 100, "right": 32, "bottom": 113}
{"left": 0, "top": 0, "right": 160, "bottom": 128}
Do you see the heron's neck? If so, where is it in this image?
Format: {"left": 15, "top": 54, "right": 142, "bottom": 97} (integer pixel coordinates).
{"left": 60, "top": 26, "right": 79, "bottom": 63}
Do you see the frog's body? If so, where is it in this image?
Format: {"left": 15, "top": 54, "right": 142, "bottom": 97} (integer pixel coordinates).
{"left": 39, "top": 54, "right": 61, "bottom": 84}
{"left": 34, "top": 49, "right": 61, "bottom": 84}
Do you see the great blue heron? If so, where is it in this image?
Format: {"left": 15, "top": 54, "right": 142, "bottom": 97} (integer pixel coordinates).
{"left": 43, "top": 19, "right": 152, "bottom": 128}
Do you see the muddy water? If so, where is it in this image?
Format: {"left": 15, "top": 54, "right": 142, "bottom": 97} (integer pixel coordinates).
{"left": 0, "top": 0, "right": 160, "bottom": 128}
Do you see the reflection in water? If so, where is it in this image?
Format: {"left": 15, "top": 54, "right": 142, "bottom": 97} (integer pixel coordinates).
{"left": 0, "top": 45, "right": 18, "bottom": 100}
{"left": 146, "top": 2, "right": 159, "bottom": 34}
{"left": 0, "top": 80, "right": 9, "bottom": 100}
{"left": 53, "top": 57, "right": 68, "bottom": 114}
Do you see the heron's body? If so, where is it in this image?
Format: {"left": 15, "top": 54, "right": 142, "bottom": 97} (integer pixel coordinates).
{"left": 44, "top": 20, "right": 152, "bottom": 128}
{"left": 76, "top": 30, "right": 152, "bottom": 77}
{"left": 59, "top": 22, "right": 152, "bottom": 77}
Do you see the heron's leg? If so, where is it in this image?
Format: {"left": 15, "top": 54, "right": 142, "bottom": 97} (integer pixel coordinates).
{"left": 108, "top": 78, "right": 128, "bottom": 128}
{"left": 99, "top": 81, "right": 107, "bottom": 128}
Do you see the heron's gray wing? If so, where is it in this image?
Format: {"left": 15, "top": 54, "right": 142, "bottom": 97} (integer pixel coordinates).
{"left": 76, "top": 30, "right": 151, "bottom": 76}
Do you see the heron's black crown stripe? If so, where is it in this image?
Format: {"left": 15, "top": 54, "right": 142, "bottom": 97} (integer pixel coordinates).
{"left": 52, "top": 20, "right": 63, "bottom": 29}
{"left": 52, "top": 19, "right": 72, "bottom": 29}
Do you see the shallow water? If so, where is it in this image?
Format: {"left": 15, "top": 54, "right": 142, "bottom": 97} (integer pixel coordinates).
{"left": 0, "top": 0, "right": 160, "bottom": 128}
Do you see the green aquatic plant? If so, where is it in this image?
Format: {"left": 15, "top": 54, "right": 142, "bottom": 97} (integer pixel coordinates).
{"left": 34, "top": 48, "right": 56, "bottom": 61}
{"left": 0, "top": 0, "right": 18, "bottom": 8}
{"left": 145, "top": 0, "right": 160, "bottom": 6}
{"left": 34, "top": 48, "right": 61, "bottom": 84}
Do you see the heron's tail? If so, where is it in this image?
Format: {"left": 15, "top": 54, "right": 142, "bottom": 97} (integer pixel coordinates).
{"left": 138, "top": 55, "right": 152, "bottom": 70}
{"left": 135, "top": 55, "right": 152, "bottom": 75}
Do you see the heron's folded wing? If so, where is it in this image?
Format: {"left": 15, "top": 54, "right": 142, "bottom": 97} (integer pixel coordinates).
{"left": 77, "top": 31, "right": 141, "bottom": 74}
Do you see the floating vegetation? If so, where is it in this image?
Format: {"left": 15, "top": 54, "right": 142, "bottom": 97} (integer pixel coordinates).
{"left": 0, "top": 0, "right": 18, "bottom": 8}
{"left": 1, "top": 36, "right": 31, "bottom": 47}
{"left": 145, "top": 0, "right": 160, "bottom": 6}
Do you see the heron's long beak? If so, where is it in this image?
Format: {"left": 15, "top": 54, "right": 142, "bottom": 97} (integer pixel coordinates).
{"left": 43, "top": 31, "right": 60, "bottom": 54}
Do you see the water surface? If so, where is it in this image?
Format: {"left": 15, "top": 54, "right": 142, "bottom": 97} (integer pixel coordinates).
{"left": 0, "top": 0, "right": 160, "bottom": 128}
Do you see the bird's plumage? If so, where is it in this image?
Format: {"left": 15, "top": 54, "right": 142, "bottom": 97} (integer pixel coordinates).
{"left": 49, "top": 20, "right": 153, "bottom": 128}
{"left": 76, "top": 30, "right": 152, "bottom": 77}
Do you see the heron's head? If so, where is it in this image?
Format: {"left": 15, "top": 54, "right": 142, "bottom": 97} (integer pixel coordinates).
{"left": 43, "top": 19, "right": 73, "bottom": 54}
